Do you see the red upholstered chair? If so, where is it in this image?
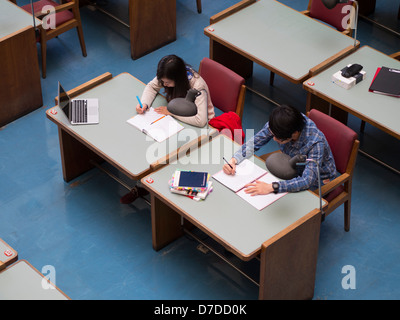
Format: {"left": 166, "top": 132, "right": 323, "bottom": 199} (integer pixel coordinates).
{"left": 199, "top": 57, "right": 246, "bottom": 120}
{"left": 307, "top": 109, "right": 359, "bottom": 231}
{"left": 20, "top": 0, "right": 87, "bottom": 78}
{"left": 200, "top": 57, "right": 246, "bottom": 144}
{"left": 302, "top": 0, "right": 356, "bottom": 36}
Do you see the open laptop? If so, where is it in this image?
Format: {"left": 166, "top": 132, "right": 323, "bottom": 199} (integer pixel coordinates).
{"left": 58, "top": 82, "right": 99, "bottom": 125}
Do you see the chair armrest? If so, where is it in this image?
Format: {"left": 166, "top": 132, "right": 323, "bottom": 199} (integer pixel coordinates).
{"left": 34, "top": 1, "right": 75, "bottom": 19}
{"left": 320, "top": 173, "right": 349, "bottom": 196}
{"left": 390, "top": 51, "right": 400, "bottom": 61}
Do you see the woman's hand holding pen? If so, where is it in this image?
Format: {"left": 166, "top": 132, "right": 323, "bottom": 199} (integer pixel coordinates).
{"left": 222, "top": 157, "right": 237, "bottom": 175}
{"left": 136, "top": 103, "right": 148, "bottom": 114}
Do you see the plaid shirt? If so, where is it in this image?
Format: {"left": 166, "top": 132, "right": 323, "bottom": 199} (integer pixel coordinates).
{"left": 233, "top": 115, "right": 337, "bottom": 192}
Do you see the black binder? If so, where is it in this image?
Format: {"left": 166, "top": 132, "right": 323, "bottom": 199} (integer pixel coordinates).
{"left": 369, "top": 66, "right": 400, "bottom": 98}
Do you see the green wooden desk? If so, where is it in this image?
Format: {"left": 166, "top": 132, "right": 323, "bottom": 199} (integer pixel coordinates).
{"left": 204, "top": 0, "right": 359, "bottom": 84}
{"left": 0, "top": 0, "right": 42, "bottom": 127}
{"left": 46, "top": 72, "right": 214, "bottom": 183}
{"left": 141, "top": 134, "right": 325, "bottom": 299}
{"left": 0, "top": 260, "right": 70, "bottom": 300}
{"left": 303, "top": 46, "right": 400, "bottom": 173}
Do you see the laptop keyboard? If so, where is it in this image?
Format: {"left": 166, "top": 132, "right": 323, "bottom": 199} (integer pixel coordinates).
{"left": 71, "top": 100, "right": 88, "bottom": 123}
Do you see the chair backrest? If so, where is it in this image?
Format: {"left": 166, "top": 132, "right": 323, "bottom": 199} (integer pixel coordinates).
{"left": 308, "top": 109, "right": 357, "bottom": 174}
{"left": 308, "top": 0, "right": 355, "bottom": 32}
{"left": 199, "top": 57, "right": 245, "bottom": 119}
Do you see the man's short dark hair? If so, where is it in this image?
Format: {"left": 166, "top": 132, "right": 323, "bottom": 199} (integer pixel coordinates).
{"left": 268, "top": 104, "right": 306, "bottom": 140}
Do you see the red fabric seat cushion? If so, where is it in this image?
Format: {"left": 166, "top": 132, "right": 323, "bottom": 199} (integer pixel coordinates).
{"left": 22, "top": 0, "right": 74, "bottom": 29}
{"left": 324, "top": 185, "right": 344, "bottom": 202}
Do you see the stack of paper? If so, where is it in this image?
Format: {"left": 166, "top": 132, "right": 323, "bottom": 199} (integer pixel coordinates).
{"left": 127, "top": 107, "right": 184, "bottom": 142}
{"left": 212, "top": 159, "right": 287, "bottom": 210}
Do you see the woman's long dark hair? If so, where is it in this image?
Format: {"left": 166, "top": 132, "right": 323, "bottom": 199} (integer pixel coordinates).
{"left": 156, "top": 55, "right": 191, "bottom": 102}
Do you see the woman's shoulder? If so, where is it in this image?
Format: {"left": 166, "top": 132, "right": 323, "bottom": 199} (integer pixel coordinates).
{"left": 189, "top": 71, "right": 207, "bottom": 90}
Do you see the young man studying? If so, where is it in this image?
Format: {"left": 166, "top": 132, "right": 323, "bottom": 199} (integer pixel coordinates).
{"left": 222, "top": 104, "right": 337, "bottom": 195}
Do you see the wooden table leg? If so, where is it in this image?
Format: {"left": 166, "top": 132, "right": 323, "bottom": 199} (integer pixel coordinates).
{"left": 259, "top": 209, "right": 321, "bottom": 300}
{"left": 151, "top": 195, "right": 183, "bottom": 251}
{"left": 210, "top": 40, "right": 253, "bottom": 79}
{"left": 0, "top": 26, "right": 42, "bottom": 127}
{"left": 306, "top": 92, "right": 348, "bottom": 124}
{"left": 58, "top": 128, "right": 103, "bottom": 182}
{"left": 129, "top": 0, "right": 176, "bottom": 60}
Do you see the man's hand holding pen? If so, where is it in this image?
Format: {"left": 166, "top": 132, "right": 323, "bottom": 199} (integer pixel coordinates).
{"left": 222, "top": 157, "right": 237, "bottom": 175}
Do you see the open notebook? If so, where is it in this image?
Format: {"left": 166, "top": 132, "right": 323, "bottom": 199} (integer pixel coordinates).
{"left": 212, "top": 159, "right": 287, "bottom": 210}
{"left": 127, "top": 107, "right": 184, "bottom": 142}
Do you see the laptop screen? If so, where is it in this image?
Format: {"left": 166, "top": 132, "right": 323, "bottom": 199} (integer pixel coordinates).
{"left": 58, "top": 82, "right": 70, "bottom": 118}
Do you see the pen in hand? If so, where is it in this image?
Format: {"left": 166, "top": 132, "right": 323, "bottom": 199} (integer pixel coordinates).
{"left": 223, "top": 157, "right": 233, "bottom": 169}
{"left": 136, "top": 96, "right": 143, "bottom": 109}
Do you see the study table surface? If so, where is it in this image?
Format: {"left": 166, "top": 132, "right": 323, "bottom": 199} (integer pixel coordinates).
{"left": 303, "top": 46, "right": 400, "bottom": 140}
{"left": 46, "top": 72, "right": 213, "bottom": 182}
{"left": 204, "top": 0, "right": 358, "bottom": 84}
{"left": 142, "top": 134, "right": 325, "bottom": 299}
{"left": 142, "top": 134, "right": 323, "bottom": 259}
{"left": 0, "top": 0, "right": 41, "bottom": 38}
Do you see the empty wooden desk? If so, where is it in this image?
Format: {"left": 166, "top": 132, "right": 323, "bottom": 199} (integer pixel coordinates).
{"left": 204, "top": 0, "right": 358, "bottom": 84}
{"left": 142, "top": 134, "right": 325, "bottom": 300}
{"left": 0, "top": 0, "right": 43, "bottom": 127}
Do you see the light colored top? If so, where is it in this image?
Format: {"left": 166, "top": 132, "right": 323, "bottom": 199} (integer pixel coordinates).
{"left": 142, "top": 135, "right": 324, "bottom": 259}
{"left": 205, "top": 0, "right": 357, "bottom": 83}
{"left": 141, "top": 72, "right": 215, "bottom": 127}
{"left": 0, "top": 0, "right": 41, "bottom": 39}
{"left": 304, "top": 46, "right": 400, "bottom": 140}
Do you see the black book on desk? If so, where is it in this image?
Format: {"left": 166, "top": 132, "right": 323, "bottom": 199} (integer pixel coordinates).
{"left": 369, "top": 66, "right": 400, "bottom": 98}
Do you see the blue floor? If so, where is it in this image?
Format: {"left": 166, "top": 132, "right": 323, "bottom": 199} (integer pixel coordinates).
{"left": 1, "top": 0, "right": 400, "bottom": 300}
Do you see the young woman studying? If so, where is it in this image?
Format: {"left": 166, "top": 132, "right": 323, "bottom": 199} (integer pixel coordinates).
{"left": 136, "top": 54, "right": 215, "bottom": 127}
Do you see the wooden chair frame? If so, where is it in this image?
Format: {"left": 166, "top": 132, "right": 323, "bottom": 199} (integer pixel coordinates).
{"left": 390, "top": 51, "right": 400, "bottom": 61}
{"left": 307, "top": 111, "right": 359, "bottom": 231}
{"left": 24, "top": 0, "right": 87, "bottom": 78}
